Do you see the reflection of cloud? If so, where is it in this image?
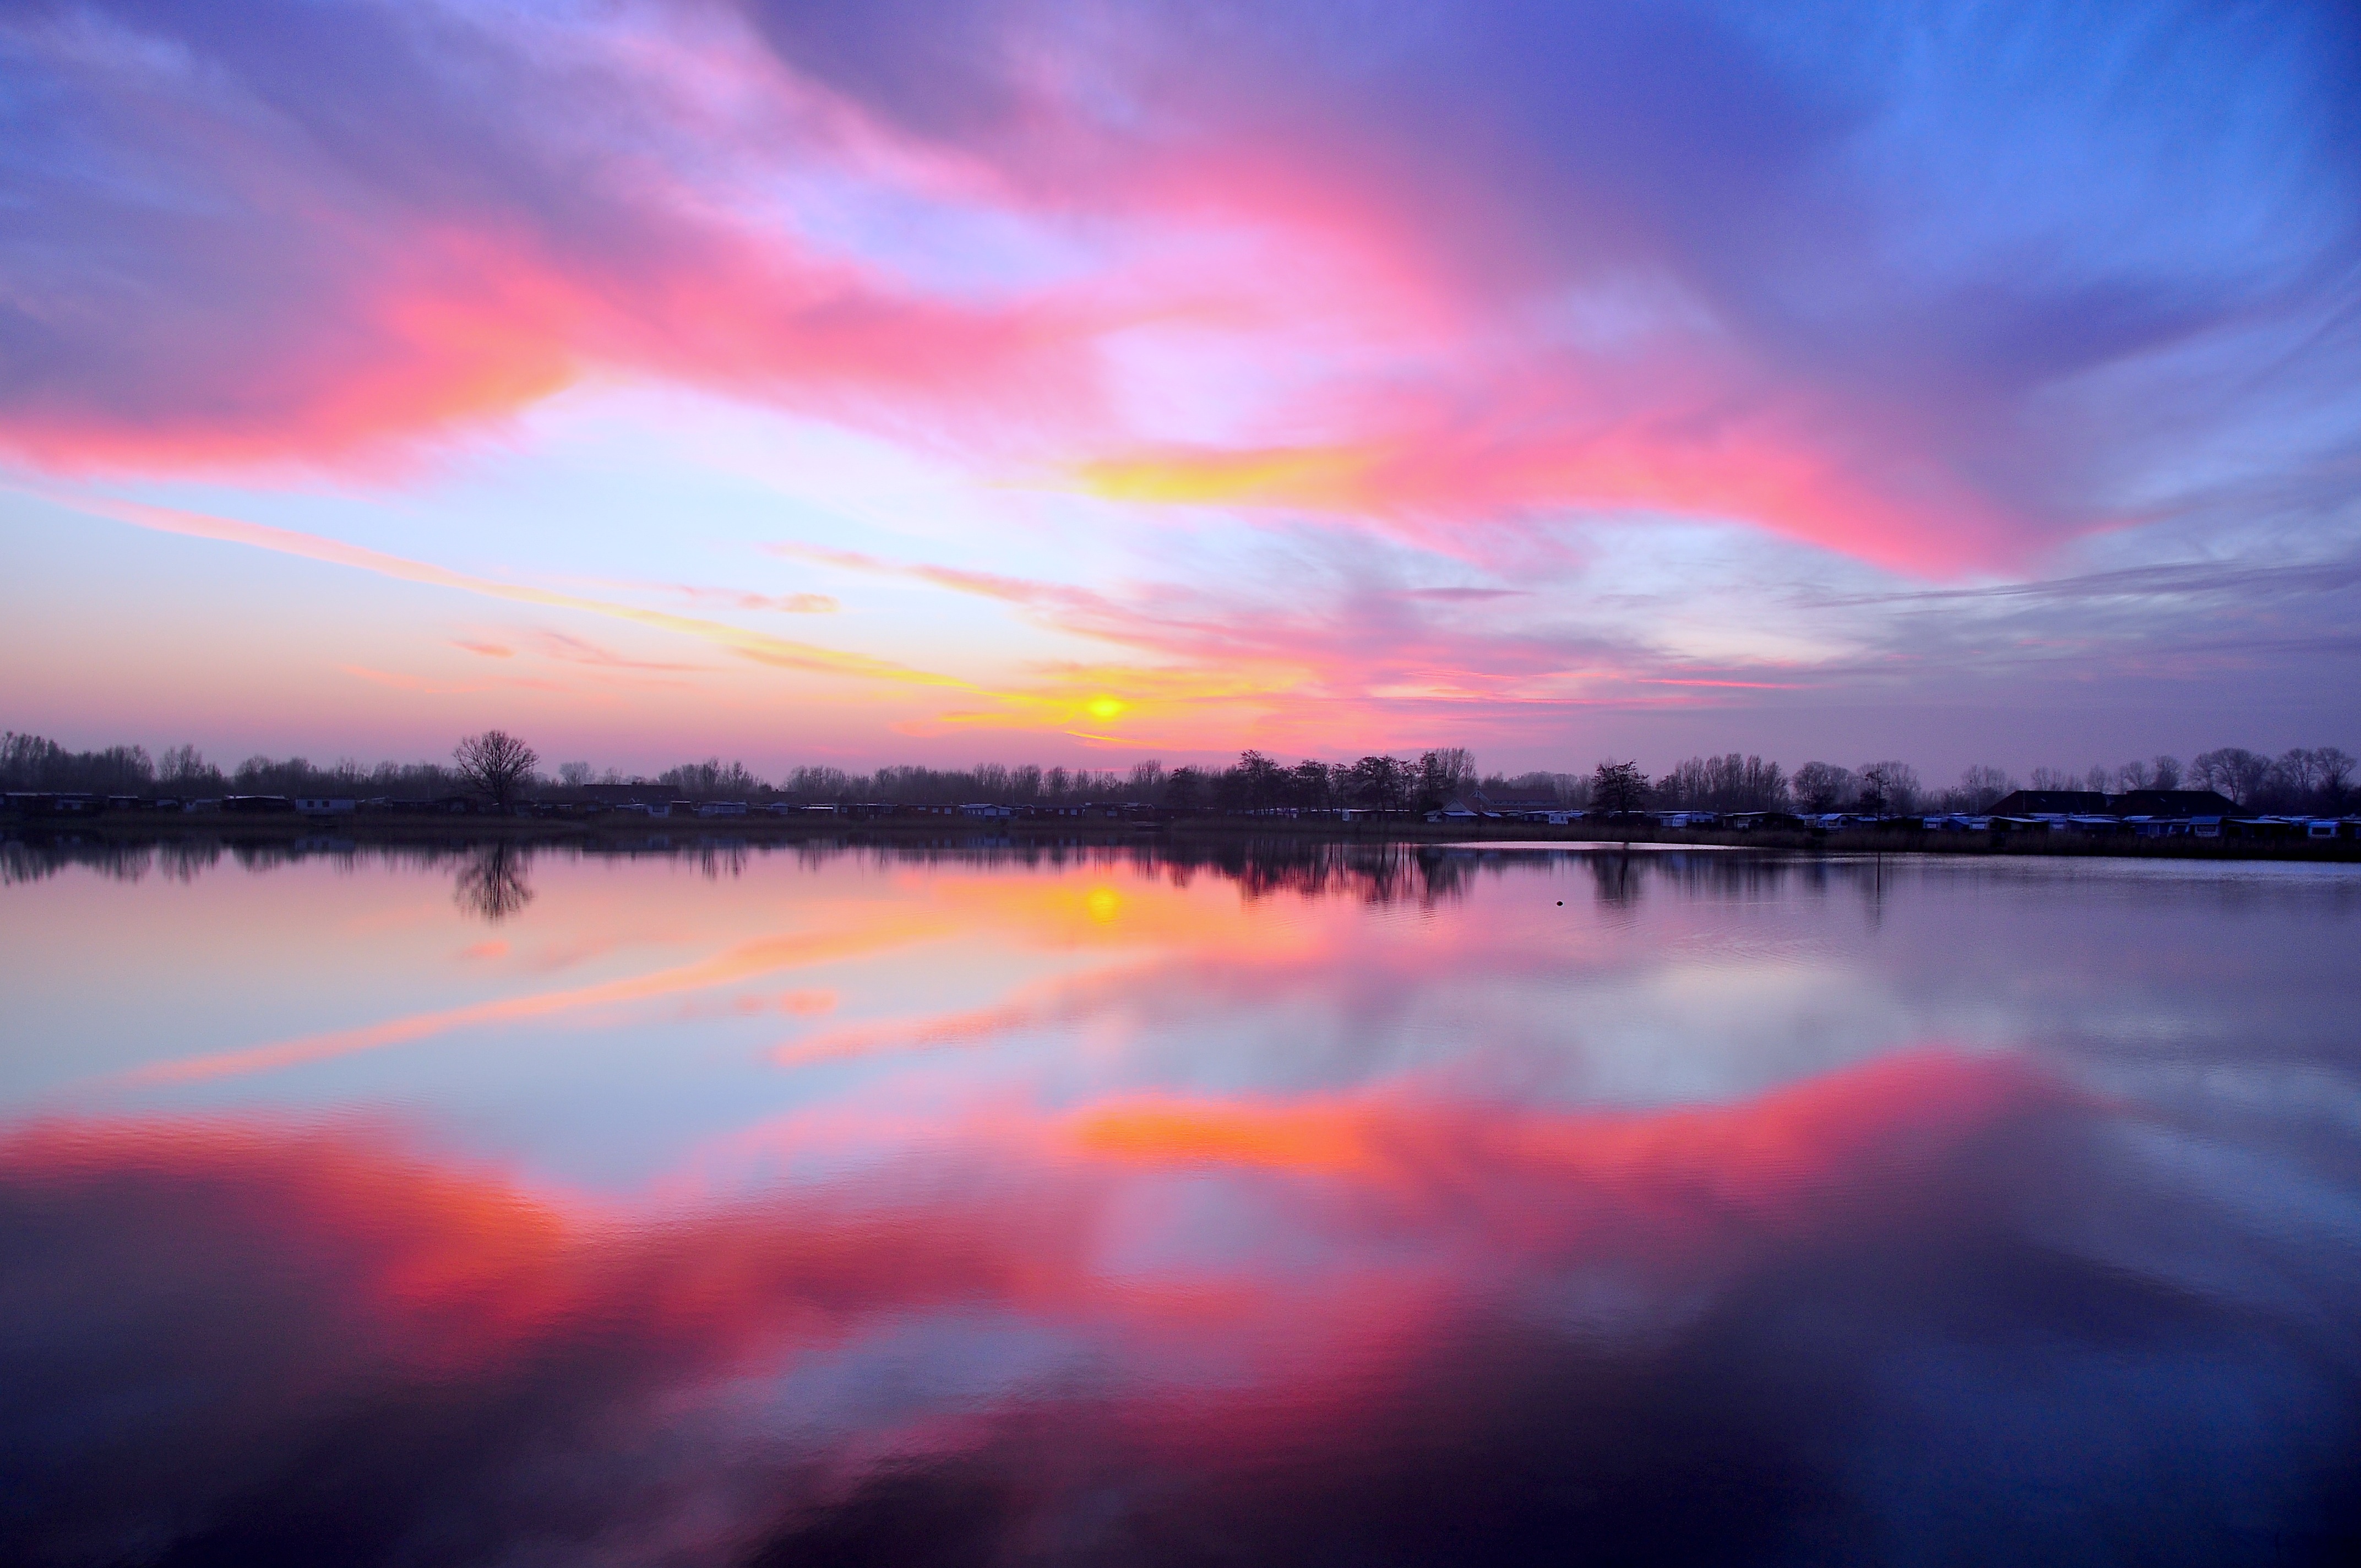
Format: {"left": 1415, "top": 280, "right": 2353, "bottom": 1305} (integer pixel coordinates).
{"left": 10, "top": 1049, "right": 2357, "bottom": 1561}
{"left": 773, "top": 960, "right": 1173, "bottom": 1066}
{"left": 115, "top": 918, "right": 948, "bottom": 1087}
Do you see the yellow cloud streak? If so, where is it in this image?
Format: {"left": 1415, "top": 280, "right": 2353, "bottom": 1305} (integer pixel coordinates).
{"left": 30, "top": 488, "right": 1323, "bottom": 739}
{"left": 34, "top": 489, "right": 973, "bottom": 692}
{"left": 1067, "top": 445, "right": 1380, "bottom": 509}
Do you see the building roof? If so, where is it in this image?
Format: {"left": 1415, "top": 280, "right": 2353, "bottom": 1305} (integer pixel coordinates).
{"left": 2107, "top": 789, "right": 2238, "bottom": 818}
{"left": 1989, "top": 788, "right": 2241, "bottom": 818}
{"left": 1989, "top": 790, "right": 2108, "bottom": 815}
{"left": 1466, "top": 790, "right": 1564, "bottom": 812}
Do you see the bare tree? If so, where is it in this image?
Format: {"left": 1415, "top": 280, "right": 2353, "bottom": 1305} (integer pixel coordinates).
{"left": 2320, "top": 747, "right": 2357, "bottom": 809}
{"left": 2151, "top": 754, "right": 2183, "bottom": 790}
{"left": 1792, "top": 761, "right": 1853, "bottom": 813}
{"left": 2191, "top": 747, "right": 2271, "bottom": 806}
{"left": 1590, "top": 759, "right": 1649, "bottom": 815}
{"left": 452, "top": 730, "right": 539, "bottom": 809}
{"left": 1857, "top": 761, "right": 1921, "bottom": 816}
{"left": 1950, "top": 765, "right": 2014, "bottom": 813}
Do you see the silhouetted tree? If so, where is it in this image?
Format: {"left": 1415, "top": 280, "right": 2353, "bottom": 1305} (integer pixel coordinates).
{"left": 1343, "top": 755, "right": 1408, "bottom": 812}
{"left": 2191, "top": 747, "right": 2271, "bottom": 807}
{"left": 1792, "top": 761, "right": 1853, "bottom": 813}
{"left": 659, "top": 757, "right": 764, "bottom": 797}
{"left": 1655, "top": 754, "right": 1788, "bottom": 811}
{"left": 1855, "top": 761, "right": 1920, "bottom": 816}
{"left": 1590, "top": 759, "right": 1649, "bottom": 815}
{"left": 453, "top": 730, "right": 539, "bottom": 809}
{"left": 1944, "top": 765, "right": 2014, "bottom": 813}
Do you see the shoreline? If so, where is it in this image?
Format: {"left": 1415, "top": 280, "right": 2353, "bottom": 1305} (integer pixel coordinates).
{"left": 7, "top": 812, "right": 2358, "bottom": 863}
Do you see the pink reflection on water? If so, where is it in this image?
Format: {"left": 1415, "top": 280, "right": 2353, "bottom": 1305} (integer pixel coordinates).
{"left": 9, "top": 846, "right": 2360, "bottom": 1561}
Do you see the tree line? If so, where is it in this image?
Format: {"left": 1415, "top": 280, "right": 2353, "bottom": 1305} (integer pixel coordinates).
{"left": 6, "top": 731, "right": 2354, "bottom": 816}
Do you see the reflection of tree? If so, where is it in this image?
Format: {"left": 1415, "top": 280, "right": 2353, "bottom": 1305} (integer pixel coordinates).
{"left": 1220, "top": 842, "right": 1471, "bottom": 908}
{"left": 1589, "top": 851, "right": 1642, "bottom": 908}
{"left": 454, "top": 842, "right": 535, "bottom": 923}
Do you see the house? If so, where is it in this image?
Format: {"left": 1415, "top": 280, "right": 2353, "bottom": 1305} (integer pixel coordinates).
{"left": 222, "top": 794, "right": 295, "bottom": 814}
{"left": 2060, "top": 814, "right": 2129, "bottom": 836}
{"left": 696, "top": 801, "right": 749, "bottom": 818}
{"left": 1470, "top": 789, "right": 1565, "bottom": 820}
{"left": 1652, "top": 810, "right": 1718, "bottom": 829}
{"left": 959, "top": 803, "right": 1013, "bottom": 820}
{"left": 294, "top": 797, "right": 356, "bottom": 815}
{"left": 579, "top": 783, "right": 663, "bottom": 806}
{"left": 2120, "top": 816, "right": 2186, "bottom": 839}
{"left": 2225, "top": 816, "right": 2303, "bottom": 840}
{"left": 1438, "top": 790, "right": 1562, "bottom": 823}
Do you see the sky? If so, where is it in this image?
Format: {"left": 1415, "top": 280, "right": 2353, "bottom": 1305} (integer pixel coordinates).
{"left": 3, "top": 0, "right": 2358, "bottom": 780}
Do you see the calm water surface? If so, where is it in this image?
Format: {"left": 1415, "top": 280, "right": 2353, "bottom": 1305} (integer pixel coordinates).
{"left": 4, "top": 840, "right": 2358, "bottom": 1564}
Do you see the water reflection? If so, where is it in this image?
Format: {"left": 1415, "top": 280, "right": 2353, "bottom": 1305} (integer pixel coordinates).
{"left": 3, "top": 842, "right": 2359, "bottom": 1563}
{"left": 0, "top": 832, "right": 1956, "bottom": 908}
{"left": 453, "top": 841, "right": 535, "bottom": 923}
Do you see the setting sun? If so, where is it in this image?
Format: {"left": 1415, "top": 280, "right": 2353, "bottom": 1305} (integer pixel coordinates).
{"left": 1084, "top": 696, "right": 1127, "bottom": 723}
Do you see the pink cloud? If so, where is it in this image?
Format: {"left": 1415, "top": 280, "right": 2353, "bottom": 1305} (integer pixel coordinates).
{"left": 9, "top": 0, "right": 2346, "bottom": 611}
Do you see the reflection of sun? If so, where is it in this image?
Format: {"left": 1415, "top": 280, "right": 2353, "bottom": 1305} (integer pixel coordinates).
{"left": 1085, "top": 886, "right": 1121, "bottom": 923}
{"left": 1084, "top": 695, "right": 1126, "bottom": 722}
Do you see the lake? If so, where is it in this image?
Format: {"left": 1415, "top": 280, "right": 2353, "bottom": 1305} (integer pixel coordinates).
{"left": 4, "top": 839, "right": 2358, "bottom": 1564}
